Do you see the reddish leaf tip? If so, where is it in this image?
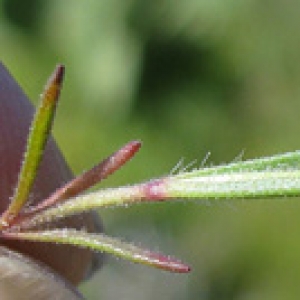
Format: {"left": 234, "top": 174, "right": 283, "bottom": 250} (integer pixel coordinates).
{"left": 122, "top": 140, "right": 142, "bottom": 158}
{"left": 44, "top": 64, "right": 65, "bottom": 101}
{"left": 53, "top": 64, "right": 65, "bottom": 86}
{"left": 142, "top": 179, "right": 167, "bottom": 201}
{"left": 42, "top": 64, "right": 65, "bottom": 105}
{"left": 129, "top": 140, "right": 142, "bottom": 149}
{"left": 147, "top": 251, "right": 191, "bottom": 273}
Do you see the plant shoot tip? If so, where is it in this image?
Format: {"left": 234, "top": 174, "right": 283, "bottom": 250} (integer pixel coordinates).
{"left": 145, "top": 250, "right": 191, "bottom": 273}
{"left": 52, "top": 64, "right": 65, "bottom": 86}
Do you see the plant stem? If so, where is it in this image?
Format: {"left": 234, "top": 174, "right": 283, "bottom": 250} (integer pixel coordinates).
{"left": 12, "top": 151, "right": 300, "bottom": 230}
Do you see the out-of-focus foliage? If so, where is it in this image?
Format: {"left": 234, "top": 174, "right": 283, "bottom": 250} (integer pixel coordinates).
{"left": 1, "top": 1, "right": 300, "bottom": 299}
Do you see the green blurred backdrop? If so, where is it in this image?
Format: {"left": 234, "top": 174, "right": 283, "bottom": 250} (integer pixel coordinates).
{"left": 2, "top": 1, "right": 300, "bottom": 299}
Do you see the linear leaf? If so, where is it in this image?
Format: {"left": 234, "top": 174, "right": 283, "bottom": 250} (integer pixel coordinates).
{"left": 2, "top": 229, "right": 190, "bottom": 273}
{"left": 0, "top": 65, "right": 64, "bottom": 226}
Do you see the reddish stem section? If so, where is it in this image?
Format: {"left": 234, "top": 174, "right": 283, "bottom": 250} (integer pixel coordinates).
{"left": 24, "top": 141, "right": 142, "bottom": 214}
{"left": 142, "top": 179, "right": 168, "bottom": 201}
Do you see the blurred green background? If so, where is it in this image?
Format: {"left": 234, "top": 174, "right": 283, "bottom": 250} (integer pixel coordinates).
{"left": 2, "top": 1, "right": 300, "bottom": 299}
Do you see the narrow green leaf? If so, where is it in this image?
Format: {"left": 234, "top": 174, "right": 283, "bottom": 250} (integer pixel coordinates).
{"left": 2, "top": 229, "right": 190, "bottom": 273}
{"left": 0, "top": 65, "right": 64, "bottom": 226}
